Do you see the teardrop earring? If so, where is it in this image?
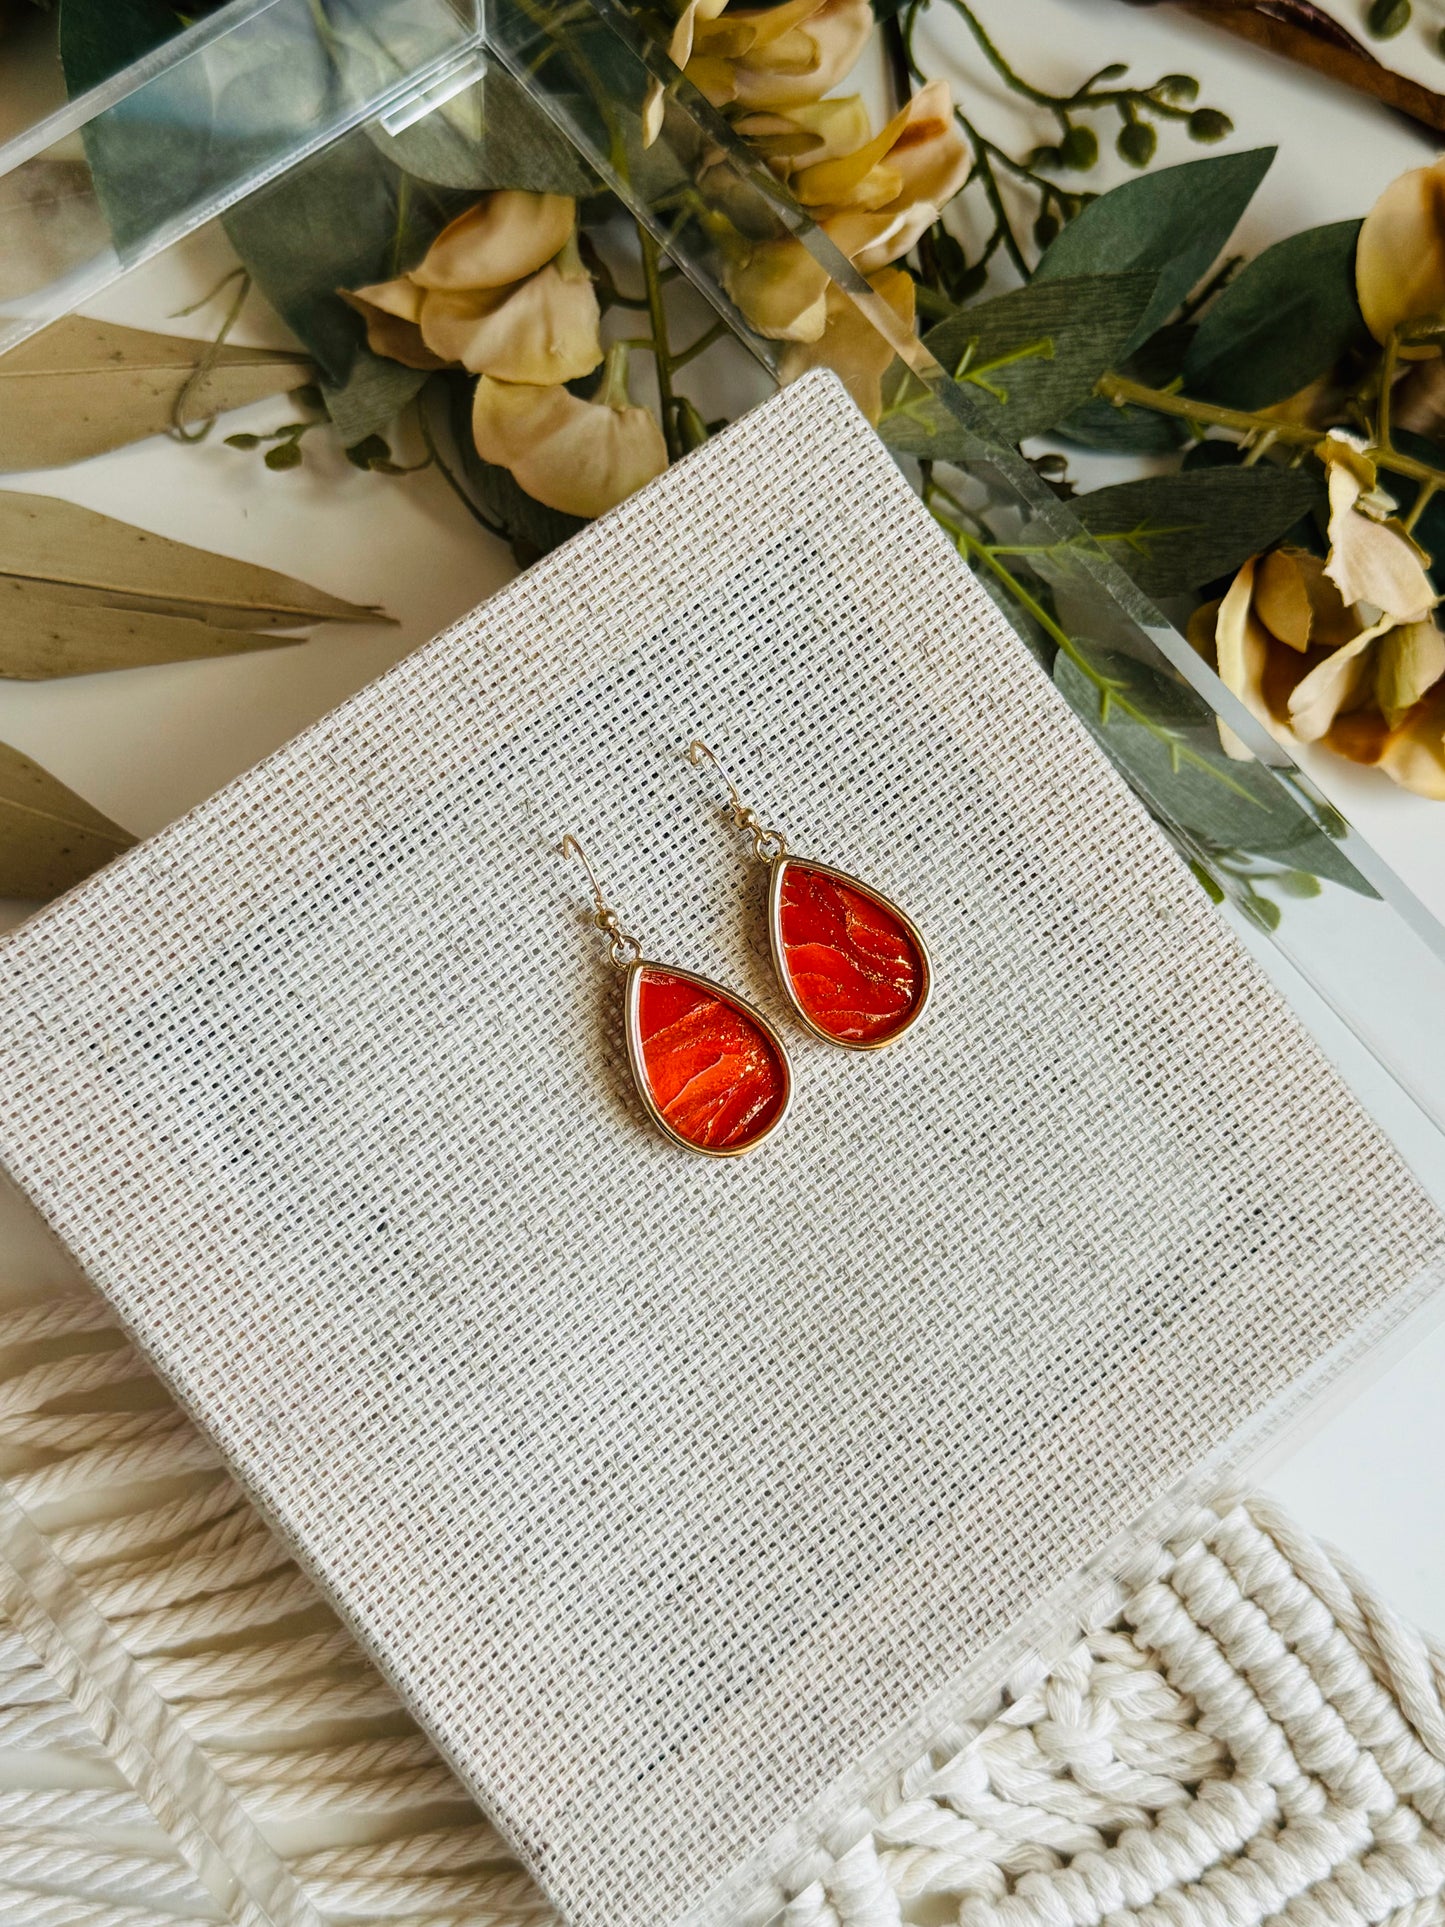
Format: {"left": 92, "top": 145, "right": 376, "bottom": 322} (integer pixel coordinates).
{"left": 559, "top": 834, "right": 793, "bottom": 1158}
{"left": 686, "top": 742, "right": 932, "bottom": 1051}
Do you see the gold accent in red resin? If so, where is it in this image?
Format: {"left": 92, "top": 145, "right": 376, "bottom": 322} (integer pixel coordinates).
{"left": 777, "top": 862, "right": 924, "bottom": 1043}
{"left": 635, "top": 968, "right": 788, "bottom": 1152}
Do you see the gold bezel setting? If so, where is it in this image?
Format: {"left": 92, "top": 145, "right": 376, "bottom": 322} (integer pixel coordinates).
{"left": 624, "top": 959, "right": 794, "bottom": 1158}
{"left": 768, "top": 856, "right": 933, "bottom": 1052}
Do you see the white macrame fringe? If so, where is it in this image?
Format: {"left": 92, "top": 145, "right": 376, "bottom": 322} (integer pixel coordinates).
{"left": 0, "top": 1270, "right": 1439, "bottom": 1927}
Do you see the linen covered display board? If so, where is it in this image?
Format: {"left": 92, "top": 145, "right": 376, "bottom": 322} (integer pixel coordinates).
{"left": 0, "top": 372, "right": 1442, "bottom": 1927}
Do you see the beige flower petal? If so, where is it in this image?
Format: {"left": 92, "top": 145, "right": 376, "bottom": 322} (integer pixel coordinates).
{"left": 1287, "top": 618, "right": 1392, "bottom": 743}
{"left": 472, "top": 373, "right": 668, "bottom": 519}
{"left": 879, "top": 80, "right": 969, "bottom": 212}
{"left": 644, "top": 0, "right": 730, "bottom": 144}
{"left": 824, "top": 200, "right": 939, "bottom": 274}
{"left": 1376, "top": 617, "right": 1445, "bottom": 728}
{"left": 724, "top": 237, "right": 830, "bottom": 341}
{"left": 419, "top": 266, "right": 602, "bottom": 384}
{"left": 1253, "top": 546, "right": 1353, "bottom": 652}
{"left": 339, "top": 289, "right": 447, "bottom": 370}
{"left": 1213, "top": 559, "right": 1280, "bottom": 758}
{"left": 739, "top": 95, "right": 872, "bottom": 176}
{"left": 1324, "top": 474, "right": 1436, "bottom": 623}
{"left": 684, "top": 53, "right": 738, "bottom": 105}
{"left": 1357, "top": 156, "right": 1445, "bottom": 346}
{"left": 792, "top": 98, "right": 912, "bottom": 206}
{"left": 348, "top": 276, "right": 425, "bottom": 323}
{"left": 411, "top": 193, "right": 575, "bottom": 292}
{"left": 728, "top": 0, "right": 872, "bottom": 108}
{"left": 778, "top": 266, "right": 915, "bottom": 421}
{"left": 1378, "top": 684, "right": 1445, "bottom": 796}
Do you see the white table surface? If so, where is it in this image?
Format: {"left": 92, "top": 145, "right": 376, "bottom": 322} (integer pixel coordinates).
{"left": 2, "top": 0, "right": 1444, "bottom": 1636}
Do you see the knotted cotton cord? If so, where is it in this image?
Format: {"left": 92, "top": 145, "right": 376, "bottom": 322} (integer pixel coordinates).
{"left": 0, "top": 1271, "right": 1441, "bottom": 1927}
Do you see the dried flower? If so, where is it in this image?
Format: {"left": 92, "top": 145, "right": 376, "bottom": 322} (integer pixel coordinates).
{"left": 417, "top": 246, "right": 602, "bottom": 385}
{"left": 819, "top": 81, "right": 970, "bottom": 272}
{"left": 1356, "top": 155, "right": 1445, "bottom": 346}
{"left": 778, "top": 266, "right": 915, "bottom": 420}
{"left": 723, "top": 238, "right": 831, "bottom": 342}
{"left": 410, "top": 193, "right": 577, "bottom": 291}
{"left": 1195, "top": 535, "right": 1445, "bottom": 796}
{"left": 1319, "top": 436, "right": 1435, "bottom": 624}
{"left": 725, "top": 80, "right": 967, "bottom": 338}
{"left": 346, "top": 197, "right": 600, "bottom": 388}
{"left": 472, "top": 345, "right": 668, "bottom": 518}
{"left": 681, "top": 0, "right": 873, "bottom": 111}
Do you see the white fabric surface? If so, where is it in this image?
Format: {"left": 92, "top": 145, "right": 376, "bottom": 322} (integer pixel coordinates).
{"left": 0, "top": 373, "right": 1440, "bottom": 1927}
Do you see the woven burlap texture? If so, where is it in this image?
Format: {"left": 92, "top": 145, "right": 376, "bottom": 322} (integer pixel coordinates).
{"left": 0, "top": 1260, "right": 1441, "bottom": 1927}
{"left": 0, "top": 372, "right": 1440, "bottom": 1927}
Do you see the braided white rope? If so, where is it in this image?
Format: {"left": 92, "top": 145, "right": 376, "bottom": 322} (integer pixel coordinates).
{"left": 0, "top": 1271, "right": 1440, "bottom": 1927}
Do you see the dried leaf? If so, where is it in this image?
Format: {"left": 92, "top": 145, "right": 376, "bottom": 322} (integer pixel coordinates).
{"left": 0, "top": 580, "right": 299, "bottom": 680}
{"left": 0, "top": 740, "right": 135, "bottom": 902}
{"left": 0, "top": 160, "right": 110, "bottom": 305}
{"left": 0, "top": 318, "right": 314, "bottom": 471}
{"left": 0, "top": 492, "right": 387, "bottom": 631}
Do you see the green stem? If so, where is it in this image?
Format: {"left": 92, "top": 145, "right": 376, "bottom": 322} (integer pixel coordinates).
{"left": 1095, "top": 371, "right": 1445, "bottom": 495}
{"left": 956, "top": 115, "right": 1029, "bottom": 280}
{"left": 637, "top": 223, "right": 683, "bottom": 464}
{"left": 672, "top": 317, "right": 728, "bottom": 368}
{"left": 925, "top": 482, "right": 1258, "bottom": 798}
{"left": 1377, "top": 327, "right": 1402, "bottom": 455}
{"left": 169, "top": 269, "right": 254, "bottom": 443}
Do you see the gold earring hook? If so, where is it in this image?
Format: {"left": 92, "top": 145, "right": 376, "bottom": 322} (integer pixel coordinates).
{"left": 559, "top": 833, "right": 643, "bottom": 968}
{"left": 686, "top": 740, "right": 789, "bottom": 864}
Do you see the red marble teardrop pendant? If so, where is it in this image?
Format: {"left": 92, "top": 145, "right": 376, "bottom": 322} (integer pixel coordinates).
{"left": 770, "top": 858, "right": 930, "bottom": 1048}
{"left": 625, "top": 963, "right": 791, "bottom": 1156}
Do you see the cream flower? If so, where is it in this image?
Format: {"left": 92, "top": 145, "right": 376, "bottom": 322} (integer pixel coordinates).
{"left": 1194, "top": 540, "right": 1445, "bottom": 795}
{"left": 344, "top": 195, "right": 599, "bottom": 388}
{"left": 472, "top": 347, "right": 668, "bottom": 519}
{"left": 417, "top": 252, "right": 602, "bottom": 385}
{"left": 723, "top": 237, "right": 831, "bottom": 342}
{"left": 1320, "top": 439, "right": 1436, "bottom": 624}
{"left": 409, "top": 192, "right": 576, "bottom": 291}
{"left": 1356, "top": 156, "right": 1445, "bottom": 347}
{"left": 685, "top": 0, "right": 873, "bottom": 110}
{"left": 733, "top": 96, "right": 873, "bottom": 179}
{"left": 820, "top": 82, "right": 968, "bottom": 272}
{"left": 778, "top": 266, "right": 915, "bottom": 421}
{"left": 726, "top": 81, "right": 966, "bottom": 338}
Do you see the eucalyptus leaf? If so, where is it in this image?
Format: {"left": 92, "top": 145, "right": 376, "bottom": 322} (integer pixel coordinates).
{"left": 368, "top": 68, "right": 595, "bottom": 196}
{"left": 1183, "top": 221, "right": 1368, "bottom": 408}
{"left": 223, "top": 131, "right": 464, "bottom": 438}
{"left": 323, "top": 357, "right": 428, "bottom": 449}
{"left": 1057, "top": 323, "right": 1192, "bottom": 453}
{"left": 1036, "top": 148, "right": 1275, "bottom": 349}
{"left": 0, "top": 318, "right": 313, "bottom": 471}
{"left": 0, "top": 579, "right": 301, "bottom": 679}
{"left": 0, "top": 491, "right": 387, "bottom": 629}
{"left": 1071, "top": 466, "right": 1322, "bottom": 596}
{"left": 1053, "top": 648, "right": 1373, "bottom": 893}
{"left": 883, "top": 271, "right": 1158, "bottom": 453}
{"left": 59, "top": 0, "right": 229, "bottom": 256}
{"left": 0, "top": 740, "right": 135, "bottom": 902}
{"left": 57, "top": 0, "right": 182, "bottom": 92}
